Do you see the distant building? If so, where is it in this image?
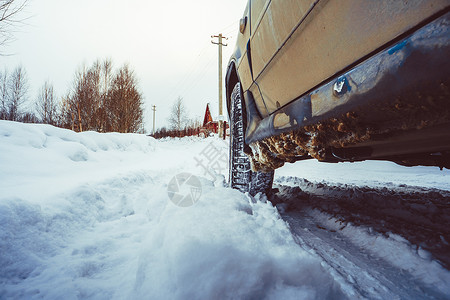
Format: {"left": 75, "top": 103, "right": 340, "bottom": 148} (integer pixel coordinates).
{"left": 201, "top": 103, "right": 228, "bottom": 137}
{"left": 203, "top": 103, "right": 218, "bottom": 134}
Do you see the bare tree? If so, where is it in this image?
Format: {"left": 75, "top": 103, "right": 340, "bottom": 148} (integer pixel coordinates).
{"left": 61, "top": 59, "right": 144, "bottom": 133}
{"left": 106, "top": 64, "right": 144, "bottom": 133}
{"left": 64, "top": 59, "right": 119, "bottom": 132}
{"left": 0, "top": 69, "right": 8, "bottom": 119}
{"left": 168, "top": 96, "right": 188, "bottom": 131}
{"left": 66, "top": 63, "right": 101, "bottom": 131}
{"left": 36, "top": 81, "right": 58, "bottom": 125}
{"left": 97, "top": 58, "right": 112, "bottom": 132}
{"left": 21, "top": 110, "right": 37, "bottom": 123}
{"left": 0, "top": 0, "right": 28, "bottom": 52}
{"left": 58, "top": 93, "right": 72, "bottom": 129}
{"left": 7, "top": 64, "right": 27, "bottom": 121}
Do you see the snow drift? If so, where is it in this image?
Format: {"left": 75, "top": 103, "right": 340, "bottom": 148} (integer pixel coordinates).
{"left": 0, "top": 121, "right": 345, "bottom": 299}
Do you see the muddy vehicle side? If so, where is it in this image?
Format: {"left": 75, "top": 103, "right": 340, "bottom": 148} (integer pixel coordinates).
{"left": 226, "top": 0, "right": 450, "bottom": 194}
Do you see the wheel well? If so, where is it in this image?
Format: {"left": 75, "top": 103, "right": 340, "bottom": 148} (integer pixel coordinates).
{"left": 227, "top": 66, "right": 255, "bottom": 156}
{"left": 226, "top": 63, "right": 239, "bottom": 120}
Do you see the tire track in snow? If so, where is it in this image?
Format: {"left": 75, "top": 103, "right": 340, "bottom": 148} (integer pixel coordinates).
{"left": 272, "top": 179, "right": 450, "bottom": 299}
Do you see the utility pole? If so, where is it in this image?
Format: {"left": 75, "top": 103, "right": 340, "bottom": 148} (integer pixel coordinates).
{"left": 152, "top": 105, "right": 156, "bottom": 135}
{"left": 211, "top": 33, "right": 228, "bottom": 139}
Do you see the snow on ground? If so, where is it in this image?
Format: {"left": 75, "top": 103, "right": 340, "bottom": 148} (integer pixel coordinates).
{"left": 271, "top": 176, "right": 450, "bottom": 298}
{"left": 0, "top": 121, "right": 450, "bottom": 299}
{"left": 276, "top": 158, "right": 450, "bottom": 191}
{"left": 311, "top": 209, "right": 450, "bottom": 295}
{"left": 0, "top": 121, "right": 344, "bottom": 299}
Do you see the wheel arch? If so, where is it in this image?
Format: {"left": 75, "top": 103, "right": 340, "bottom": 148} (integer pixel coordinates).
{"left": 225, "top": 61, "right": 240, "bottom": 121}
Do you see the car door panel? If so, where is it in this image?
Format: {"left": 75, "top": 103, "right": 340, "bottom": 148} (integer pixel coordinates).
{"left": 252, "top": 0, "right": 449, "bottom": 115}
{"left": 251, "top": 0, "right": 316, "bottom": 78}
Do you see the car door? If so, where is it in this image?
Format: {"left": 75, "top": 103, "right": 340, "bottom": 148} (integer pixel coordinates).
{"left": 249, "top": 0, "right": 317, "bottom": 117}
{"left": 250, "top": 0, "right": 449, "bottom": 116}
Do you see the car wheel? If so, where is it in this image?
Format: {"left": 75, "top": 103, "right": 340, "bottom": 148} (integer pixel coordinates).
{"left": 229, "top": 82, "right": 274, "bottom": 196}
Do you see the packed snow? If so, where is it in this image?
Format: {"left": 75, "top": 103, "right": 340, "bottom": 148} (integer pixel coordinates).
{"left": 1, "top": 120, "right": 449, "bottom": 299}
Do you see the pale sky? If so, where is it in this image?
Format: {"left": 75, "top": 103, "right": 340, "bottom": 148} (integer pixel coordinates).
{"left": 2, "top": 0, "right": 246, "bottom": 132}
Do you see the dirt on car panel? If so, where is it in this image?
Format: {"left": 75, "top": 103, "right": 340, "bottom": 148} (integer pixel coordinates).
{"left": 248, "top": 112, "right": 372, "bottom": 172}
{"left": 248, "top": 79, "right": 450, "bottom": 173}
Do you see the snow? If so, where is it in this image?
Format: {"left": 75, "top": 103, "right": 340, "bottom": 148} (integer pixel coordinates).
{"left": 0, "top": 121, "right": 342, "bottom": 299}
{"left": 276, "top": 158, "right": 450, "bottom": 191}
{"left": 272, "top": 176, "right": 450, "bottom": 298}
{"left": 310, "top": 209, "right": 450, "bottom": 295}
{"left": 1, "top": 120, "right": 449, "bottom": 299}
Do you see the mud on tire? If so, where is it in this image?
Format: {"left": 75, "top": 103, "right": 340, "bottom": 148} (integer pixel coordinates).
{"left": 229, "top": 83, "right": 274, "bottom": 196}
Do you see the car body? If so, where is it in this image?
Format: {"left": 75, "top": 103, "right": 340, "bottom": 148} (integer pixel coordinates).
{"left": 226, "top": 0, "right": 450, "bottom": 177}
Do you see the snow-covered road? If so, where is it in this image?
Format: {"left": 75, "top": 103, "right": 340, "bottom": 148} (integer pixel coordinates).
{"left": 273, "top": 181, "right": 450, "bottom": 299}
{"left": 1, "top": 121, "right": 449, "bottom": 299}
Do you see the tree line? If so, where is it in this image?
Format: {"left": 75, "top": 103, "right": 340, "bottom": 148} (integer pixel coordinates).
{"left": 152, "top": 96, "right": 204, "bottom": 139}
{"left": 152, "top": 123, "right": 203, "bottom": 139}
{"left": 1, "top": 1, "right": 145, "bottom": 133}
{"left": 0, "top": 59, "right": 145, "bottom": 133}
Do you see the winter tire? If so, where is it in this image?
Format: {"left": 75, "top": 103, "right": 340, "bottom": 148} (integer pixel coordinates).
{"left": 229, "top": 82, "right": 274, "bottom": 196}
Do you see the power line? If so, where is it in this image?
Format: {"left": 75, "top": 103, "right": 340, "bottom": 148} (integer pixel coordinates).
{"left": 215, "top": 19, "right": 240, "bottom": 35}
{"left": 164, "top": 19, "right": 239, "bottom": 103}
{"left": 165, "top": 41, "right": 215, "bottom": 102}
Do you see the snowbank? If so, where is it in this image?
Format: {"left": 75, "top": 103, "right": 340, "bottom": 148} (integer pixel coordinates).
{"left": 276, "top": 155, "right": 450, "bottom": 191}
{"left": 0, "top": 121, "right": 343, "bottom": 299}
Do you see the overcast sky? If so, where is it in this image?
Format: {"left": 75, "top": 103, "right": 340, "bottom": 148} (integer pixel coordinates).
{"left": 2, "top": 0, "right": 246, "bottom": 132}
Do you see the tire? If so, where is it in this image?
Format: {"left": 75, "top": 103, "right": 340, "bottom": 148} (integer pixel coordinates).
{"left": 229, "top": 82, "right": 274, "bottom": 196}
